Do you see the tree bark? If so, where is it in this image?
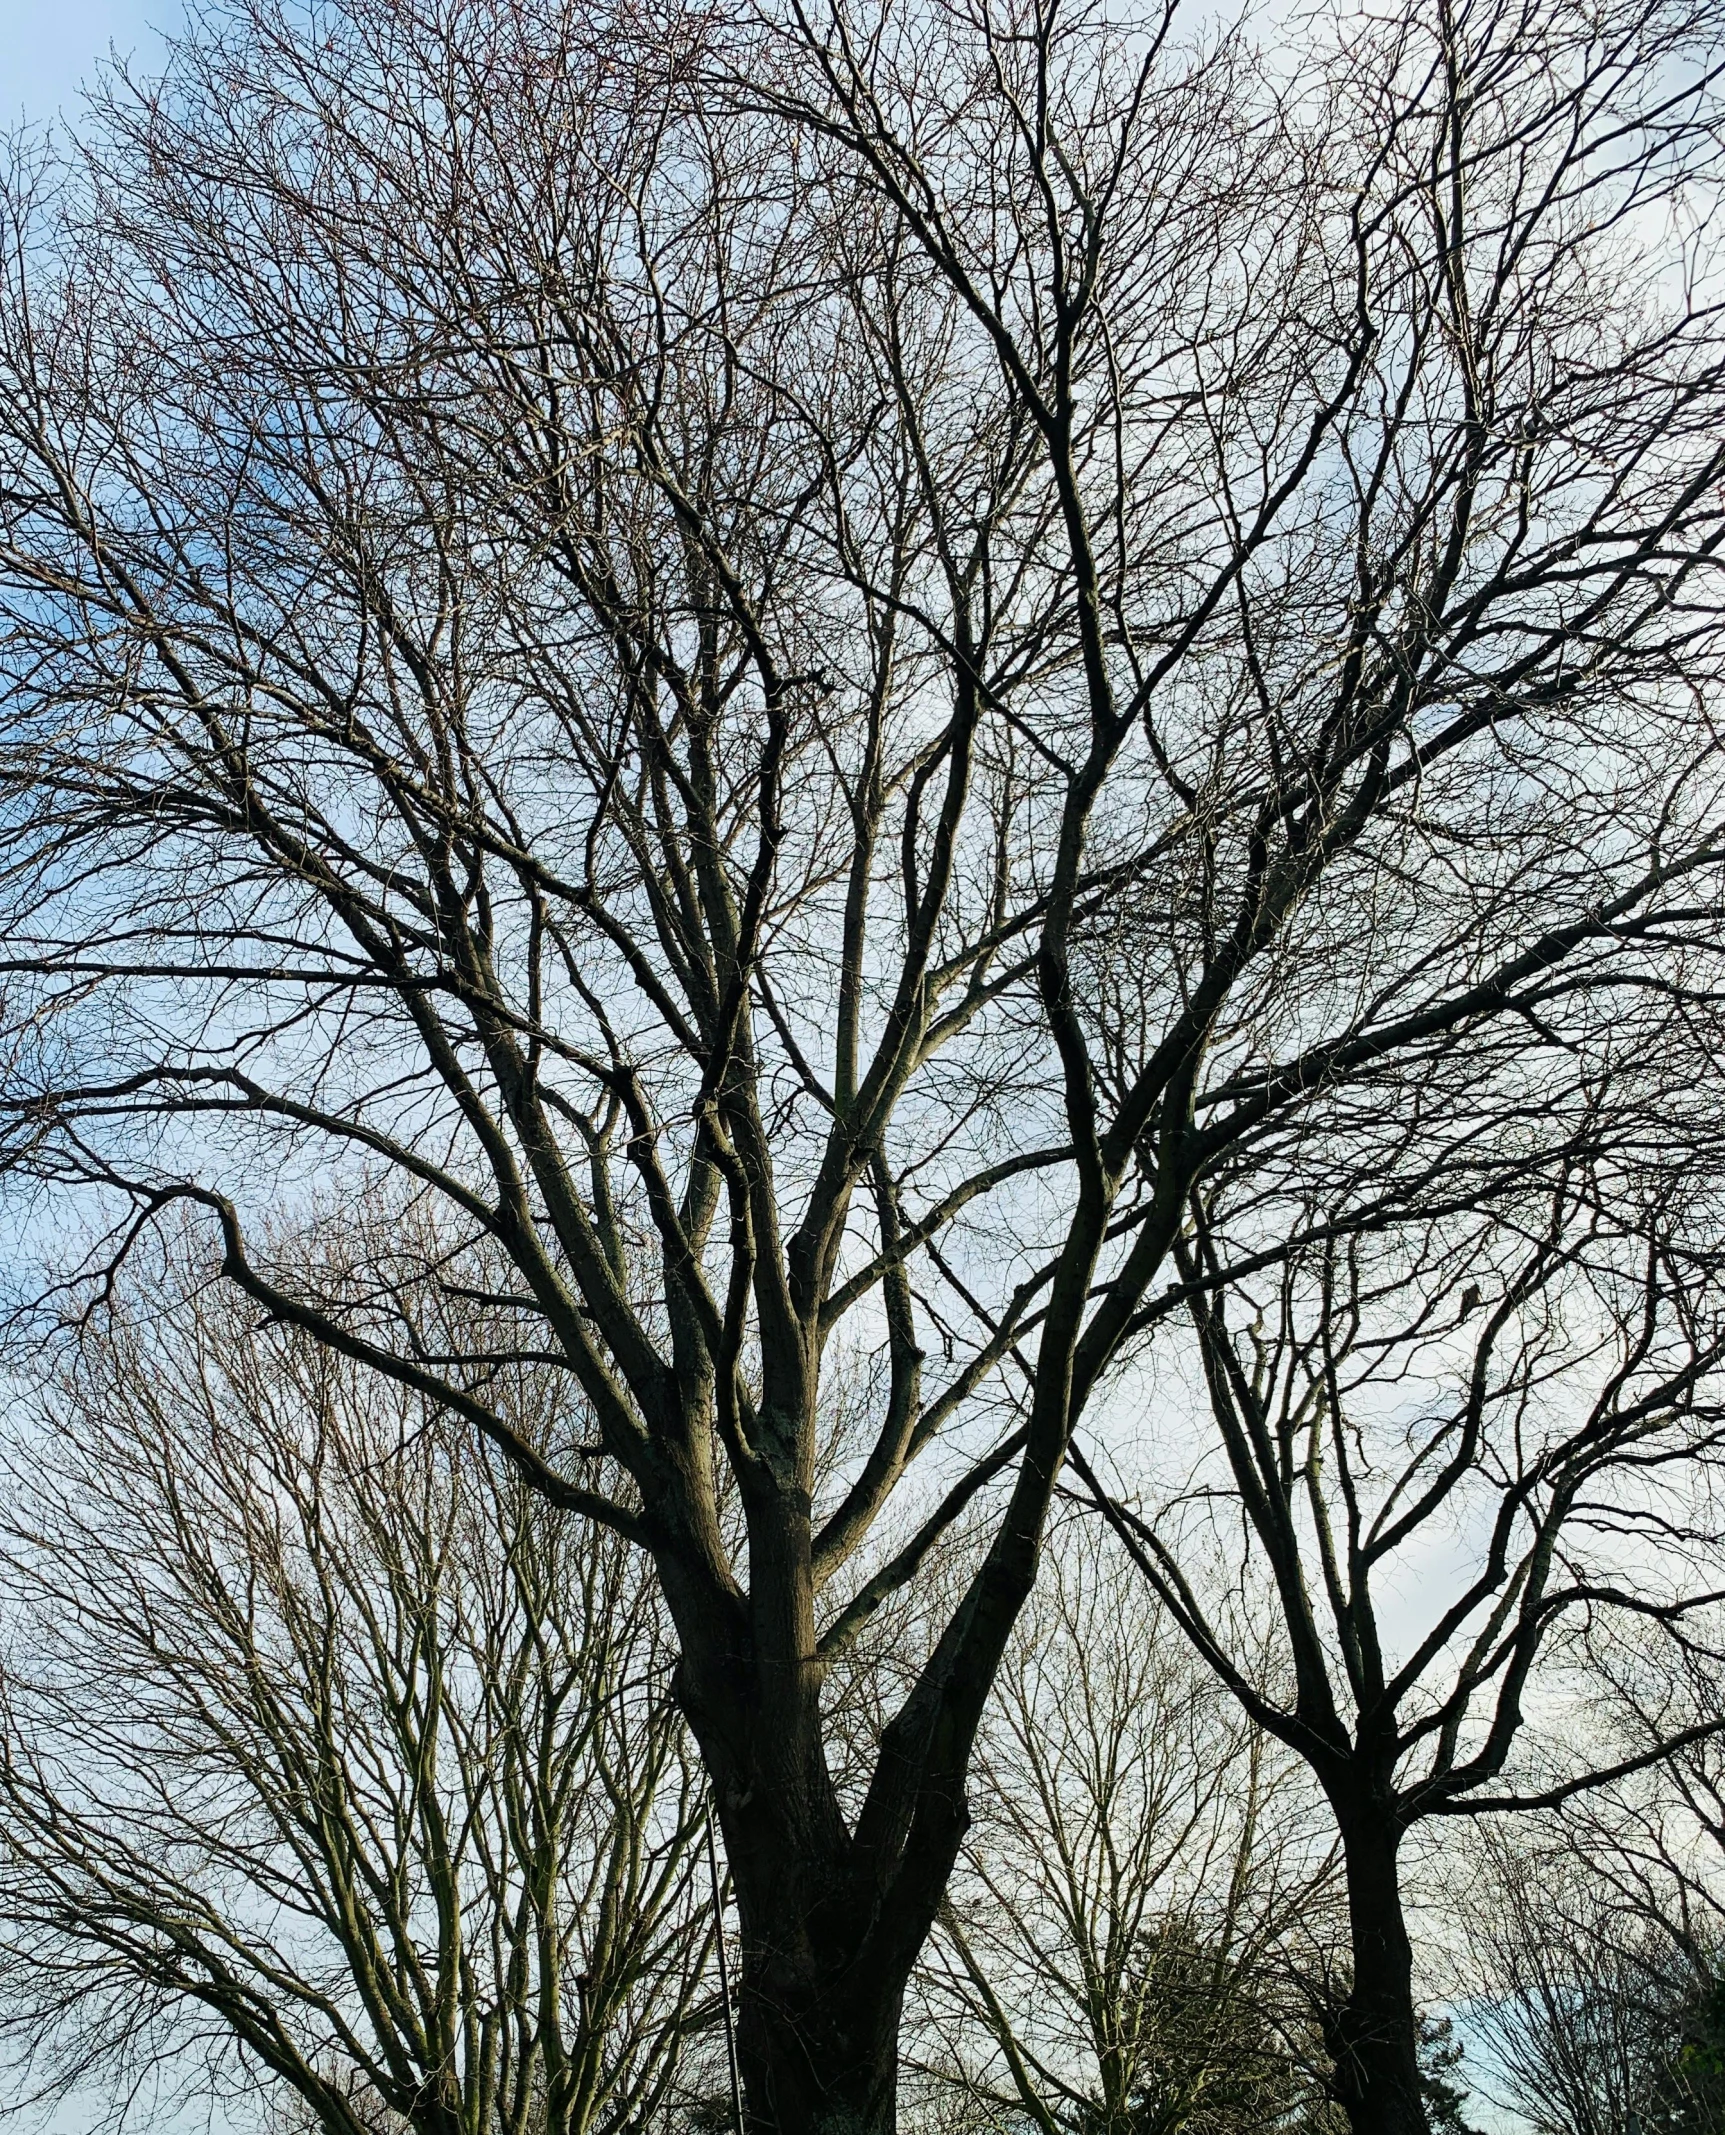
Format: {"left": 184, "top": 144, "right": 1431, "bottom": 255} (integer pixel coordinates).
{"left": 713, "top": 1794, "right": 906, "bottom": 2135}
{"left": 676, "top": 1627, "right": 929, "bottom": 2135}
{"left": 731, "top": 1933, "right": 902, "bottom": 2135}
{"left": 1329, "top": 1806, "right": 1430, "bottom": 2135}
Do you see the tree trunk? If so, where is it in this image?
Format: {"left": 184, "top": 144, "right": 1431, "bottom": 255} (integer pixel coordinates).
{"left": 731, "top": 1934, "right": 902, "bottom": 2135}
{"left": 1329, "top": 1806, "right": 1430, "bottom": 2135}
{"left": 717, "top": 1804, "right": 905, "bottom": 2135}
{"left": 680, "top": 1648, "right": 919, "bottom": 2135}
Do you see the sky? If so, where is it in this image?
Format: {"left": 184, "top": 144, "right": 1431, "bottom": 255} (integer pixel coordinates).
{"left": 0, "top": 1, "right": 212, "bottom": 2120}
{"left": 0, "top": 0, "right": 179, "bottom": 133}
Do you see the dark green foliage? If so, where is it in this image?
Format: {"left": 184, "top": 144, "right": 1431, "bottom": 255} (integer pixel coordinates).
{"left": 1649, "top": 1969, "right": 1725, "bottom": 2133}
{"left": 1417, "top": 2018, "right": 1483, "bottom": 2135}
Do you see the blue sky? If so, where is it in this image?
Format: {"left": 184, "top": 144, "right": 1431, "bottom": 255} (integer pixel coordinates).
{"left": 0, "top": 7, "right": 215, "bottom": 2109}
{"left": 0, "top": 0, "right": 179, "bottom": 130}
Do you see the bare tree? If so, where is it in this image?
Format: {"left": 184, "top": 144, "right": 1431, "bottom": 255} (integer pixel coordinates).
{"left": 0, "top": 1229, "right": 716, "bottom": 2135}
{"left": 908, "top": 1526, "right": 1342, "bottom": 2134}
{"left": 1453, "top": 1628, "right": 1725, "bottom": 2134}
{"left": 1458, "top": 1830, "right": 1709, "bottom": 2135}
{"left": 0, "top": 0, "right": 1723, "bottom": 2124}
{"left": 1076, "top": 1179, "right": 1725, "bottom": 2132}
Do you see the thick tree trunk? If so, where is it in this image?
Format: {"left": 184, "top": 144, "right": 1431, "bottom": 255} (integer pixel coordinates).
{"left": 731, "top": 1935, "right": 902, "bottom": 2135}
{"left": 678, "top": 1648, "right": 925, "bottom": 2135}
{"left": 717, "top": 1805, "right": 907, "bottom": 2135}
{"left": 1329, "top": 1807, "right": 1430, "bottom": 2135}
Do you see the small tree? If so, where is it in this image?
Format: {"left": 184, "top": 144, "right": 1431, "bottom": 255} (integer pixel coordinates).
{"left": 1076, "top": 1184, "right": 1725, "bottom": 2134}
{"left": 1461, "top": 1835, "right": 1711, "bottom": 2135}
{"left": 1413, "top": 2020, "right": 1482, "bottom": 2135}
{"left": 0, "top": 1232, "right": 716, "bottom": 2135}
{"left": 909, "top": 1527, "right": 1340, "bottom": 2135}
{"left": 1459, "top": 1636, "right": 1725, "bottom": 2135}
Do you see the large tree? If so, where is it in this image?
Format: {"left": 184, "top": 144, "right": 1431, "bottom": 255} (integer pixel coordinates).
{"left": 2, "top": 0, "right": 1725, "bottom": 2127}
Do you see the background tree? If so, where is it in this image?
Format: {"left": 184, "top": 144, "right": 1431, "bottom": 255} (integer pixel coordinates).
{"left": 1076, "top": 1181, "right": 1725, "bottom": 2134}
{"left": 1459, "top": 1836, "right": 1707, "bottom": 2135}
{"left": 1455, "top": 1632, "right": 1725, "bottom": 2135}
{"left": 1, "top": 0, "right": 1724, "bottom": 2125}
{"left": 908, "top": 1526, "right": 1342, "bottom": 2135}
{"left": 0, "top": 1227, "right": 717, "bottom": 2135}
